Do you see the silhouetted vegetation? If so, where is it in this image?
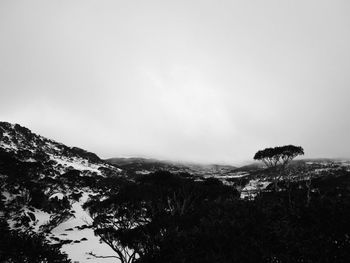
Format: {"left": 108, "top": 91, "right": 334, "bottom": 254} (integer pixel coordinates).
{"left": 84, "top": 169, "right": 350, "bottom": 263}
{"left": 254, "top": 145, "right": 304, "bottom": 191}
{"left": 0, "top": 219, "right": 71, "bottom": 262}
{"left": 2, "top": 123, "right": 350, "bottom": 263}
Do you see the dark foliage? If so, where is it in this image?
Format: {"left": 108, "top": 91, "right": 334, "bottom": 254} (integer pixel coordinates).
{"left": 254, "top": 145, "right": 304, "bottom": 167}
{"left": 86, "top": 170, "right": 350, "bottom": 263}
{"left": 70, "top": 147, "right": 101, "bottom": 163}
{"left": 0, "top": 220, "right": 71, "bottom": 263}
{"left": 253, "top": 145, "right": 305, "bottom": 191}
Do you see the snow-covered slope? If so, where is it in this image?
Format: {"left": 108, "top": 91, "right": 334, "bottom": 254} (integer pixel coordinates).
{"left": 0, "top": 122, "right": 119, "bottom": 176}
{"left": 50, "top": 193, "right": 118, "bottom": 263}
{"left": 0, "top": 121, "right": 122, "bottom": 262}
{"left": 2, "top": 121, "right": 350, "bottom": 262}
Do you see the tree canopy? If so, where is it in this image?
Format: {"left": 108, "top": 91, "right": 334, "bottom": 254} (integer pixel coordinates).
{"left": 84, "top": 170, "right": 350, "bottom": 263}
{"left": 254, "top": 145, "right": 304, "bottom": 167}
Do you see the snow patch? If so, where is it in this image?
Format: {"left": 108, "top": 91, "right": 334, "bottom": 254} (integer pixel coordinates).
{"left": 51, "top": 193, "right": 119, "bottom": 263}
{"left": 241, "top": 180, "right": 270, "bottom": 199}
{"left": 50, "top": 155, "right": 102, "bottom": 175}
{"left": 49, "top": 193, "right": 65, "bottom": 200}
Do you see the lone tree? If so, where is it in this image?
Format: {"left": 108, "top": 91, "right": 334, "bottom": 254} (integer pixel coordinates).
{"left": 254, "top": 145, "right": 304, "bottom": 190}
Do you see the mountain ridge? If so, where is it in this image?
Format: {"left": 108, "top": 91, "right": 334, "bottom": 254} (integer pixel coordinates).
{"left": 0, "top": 121, "right": 123, "bottom": 262}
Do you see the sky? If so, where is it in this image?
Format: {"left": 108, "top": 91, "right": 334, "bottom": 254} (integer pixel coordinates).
{"left": 0, "top": 0, "right": 350, "bottom": 165}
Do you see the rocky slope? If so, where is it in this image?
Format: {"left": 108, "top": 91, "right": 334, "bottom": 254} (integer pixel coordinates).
{"left": 0, "top": 121, "right": 122, "bottom": 262}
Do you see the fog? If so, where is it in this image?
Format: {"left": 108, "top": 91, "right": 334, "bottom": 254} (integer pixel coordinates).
{"left": 1, "top": 0, "right": 349, "bottom": 164}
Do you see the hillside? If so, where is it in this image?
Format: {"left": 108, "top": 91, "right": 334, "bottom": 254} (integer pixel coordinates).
{"left": 107, "top": 157, "right": 237, "bottom": 177}
{"left": 0, "top": 121, "right": 122, "bottom": 262}
{"left": 1, "top": 121, "right": 350, "bottom": 262}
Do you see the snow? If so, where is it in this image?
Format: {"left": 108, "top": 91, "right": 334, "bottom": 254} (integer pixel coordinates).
{"left": 314, "top": 168, "right": 333, "bottom": 174}
{"left": 46, "top": 141, "right": 62, "bottom": 152}
{"left": 7, "top": 206, "right": 52, "bottom": 232}
{"left": 205, "top": 172, "right": 249, "bottom": 179}
{"left": 339, "top": 161, "right": 350, "bottom": 169}
{"left": 135, "top": 170, "right": 152, "bottom": 175}
{"left": 2, "top": 191, "right": 13, "bottom": 203}
{"left": 4, "top": 191, "right": 120, "bottom": 262}
{"left": 0, "top": 140, "right": 18, "bottom": 151}
{"left": 25, "top": 158, "right": 37, "bottom": 162}
{"left": 34, "top": 210, "right": 52, "bottom": 227}
{"left": 1, "top": 123, "right": 127, "bottom": 262}
{"left": 50, "top": 155, "right": 102, "bottom": 175}
{"left": 241, "top": 179, "right": 270, "bottom": 199}
{"left": 51, "top": 193, "right": 119, "bottom": 263}
{"left": 28, "top": 208, "right": 52, "bottom": 232}
{"left": 49, "top": 193, "right": 65, "bottom": 200}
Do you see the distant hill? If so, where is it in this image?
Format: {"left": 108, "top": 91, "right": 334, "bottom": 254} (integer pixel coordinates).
{"left": 106, "top": 157, "right": 237, "bottom": 176}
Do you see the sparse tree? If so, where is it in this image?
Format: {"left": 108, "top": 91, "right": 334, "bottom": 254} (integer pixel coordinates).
{"left": 254, "top": 145, "right": 304, "bottom": 191}
{"left": 83, "top": 182, "right": 143, "bottom": 263}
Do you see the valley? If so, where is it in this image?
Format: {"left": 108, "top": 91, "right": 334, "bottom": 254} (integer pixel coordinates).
{"left": 1, "top": 121, "right": 350, "bottom": 262}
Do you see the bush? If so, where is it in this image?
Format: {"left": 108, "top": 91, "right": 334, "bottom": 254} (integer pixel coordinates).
{"left": 0, "top": 220, "right": 71, "bottom": 262}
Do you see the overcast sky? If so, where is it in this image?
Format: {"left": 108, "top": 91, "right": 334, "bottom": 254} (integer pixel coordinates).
{"left": 1, "top": 0, "right": 349, "bottom": 164}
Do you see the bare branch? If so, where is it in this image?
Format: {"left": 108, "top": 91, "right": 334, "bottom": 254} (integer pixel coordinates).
{"left": 88, "top": 251, "right": 120, "bottom": 259}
